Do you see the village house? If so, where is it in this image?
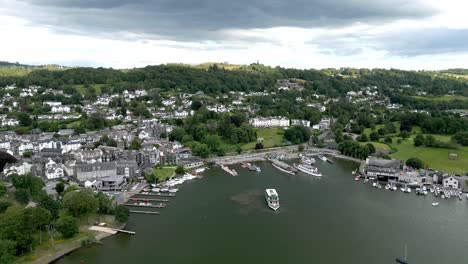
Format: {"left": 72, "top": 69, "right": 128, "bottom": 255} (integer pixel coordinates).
{"left": 443, "top": 176, "right": 459, "bottom": 189}
{"left": 312, "top": 118, "right": 332, "bottom": 131}
{"left": 249, "top": 116, "right": 290, "bottom": 128}
{"left": 291, "top": 119, "right": 311, "bottom": 127}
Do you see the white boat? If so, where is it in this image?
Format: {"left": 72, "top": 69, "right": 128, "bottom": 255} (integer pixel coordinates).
{"left": 265, "top": 189, "right": 280, "bottom": 211}
{"left": 293, "top": 163, "right": 322, "bottom": 177}
{"left": 272, "top": 161, "right": 296, "bottom": 175}
{"left": 405, "top": 187, "right": 411, "bottom": 193}
{"left": 432, "top": 202, "right": 439, "bottom": 206}
{"left": 317, "top": 154, "right": 327, "bottom": 162}
{"left": 169, "top": 188, "right": 178, "bottom": 193}
{"left": 301, "top": 156, "right": 316, "bottom": 165}
{"left": 385, "top": 184, "right": 390, "bottom": 190}
{"left": 152, "top": 188, "right": 160, "bottom": 193}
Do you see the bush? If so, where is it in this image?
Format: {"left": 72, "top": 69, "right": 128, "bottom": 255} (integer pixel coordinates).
{"left": 114, "top": 205, "right": 130, "bottom": 222}
{"left": 453, "top": 131, "right": 468, "bottom": 146}
{"left": 255, "top": 143, "right": 264, "bottom": 150}
{"left": 369, "top": 132, "right": 379, "bottom": 142}
{"left": 175, "top": 165, "right": 185, "bottom": 175}
{"left": 406, "top": 157, "right": 425, "bottom": 169}
{"left": 414, "top": 134, "right": 424, "bottom": 147}
{"left": 57, "top": 216, "right": 79, "bottom": 238}
{"left": 384, "top": 137, "right": 393, "bottom": 144}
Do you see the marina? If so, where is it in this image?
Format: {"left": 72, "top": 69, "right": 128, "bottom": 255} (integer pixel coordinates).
{"left": 56, "top": 160, "right": 468, "bottom": 264}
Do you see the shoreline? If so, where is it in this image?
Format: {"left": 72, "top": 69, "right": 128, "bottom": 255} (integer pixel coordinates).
{"left": 25, "top": 222, "right": 127, "bottom": 264}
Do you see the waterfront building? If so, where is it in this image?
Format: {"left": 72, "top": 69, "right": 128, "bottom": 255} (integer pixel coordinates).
{"left": 443, "top": 175, "right": 459, "bottom": 189}
{"left": 249, "top": 116, "right": 290, "bottom": 128}
{"left": 364, "top": 157, "right": 401, "bottom": 182}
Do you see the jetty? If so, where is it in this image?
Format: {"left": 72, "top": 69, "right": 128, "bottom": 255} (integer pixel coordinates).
{"left": 123, "top": 203, "right": 167, "bottom": 208}
{"left": 129, "top": 197, "right": 169, "bottom": 202}
{"left": 130, "top": 210, "right": 160, "bottom": 215}
{"left": 220, "top": 164, "right": 238, "bottom": 176}
{"left": 89, "top": 226, "right": 136, "bottom": 235}
{"left": 139, "top": 192, "right": 176, "bottom": 197}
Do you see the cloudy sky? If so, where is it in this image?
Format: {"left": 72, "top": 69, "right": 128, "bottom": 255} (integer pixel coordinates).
{"left": 0, "top": 0, "right": 467, "bottom": 69}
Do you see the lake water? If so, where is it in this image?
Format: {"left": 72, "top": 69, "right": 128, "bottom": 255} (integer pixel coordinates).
{"left": 55, "top": 159, "right": 468, "bottom": 264}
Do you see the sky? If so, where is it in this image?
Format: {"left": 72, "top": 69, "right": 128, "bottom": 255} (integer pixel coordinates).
{"left": 0, "top": 0, "right": 467, "bottom": 70}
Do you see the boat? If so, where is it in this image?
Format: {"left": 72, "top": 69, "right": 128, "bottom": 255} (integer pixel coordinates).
{"left": 293, "top": 163, "right": 322, "bottom": 177}
{"left": 152, "top": 188, "right": 160, "bottom": 193}
{"left": 354, "top": 175, "right": 360, "bottom": 181}
{"left": 248, "top": 164, "right": 261, "bottom": 172}
{"left": 432, "top": 202, "right": 439, "bottom": 206}
{"left": 363, "top": 178, "right": 369, "bottom": 184}
{"left": 395, "top": 244, "right": 409, "bottom": 264}
{"left": 265, "top": 189, "right": 280, "bottom": 211}
{"left": 301, "top": 156, "right": 316, "bottom": 165}
{"left": 169, "top": 188, "right": 178, "bottom": 193}
{"left": 385, "top": 184, "right": 390, "bottom": 190}
{"left": 271, "top": 160, "right": 297, "bottom": 175}
{"left": 317, "top": 154, "right": 327, "bottom": 162}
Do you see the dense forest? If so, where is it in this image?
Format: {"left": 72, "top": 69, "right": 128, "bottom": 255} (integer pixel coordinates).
{"left": 0, "top": 63, "right": 467, "bottom": 97}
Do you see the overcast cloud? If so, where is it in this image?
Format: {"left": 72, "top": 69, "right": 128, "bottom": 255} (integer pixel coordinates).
{"left": 1, "top": 0, "right": 468, "bottom": 69}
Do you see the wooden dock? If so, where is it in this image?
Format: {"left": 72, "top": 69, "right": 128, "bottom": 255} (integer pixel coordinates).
{"left": 130, "top": 210, "right": 160, "bottom": 215}
{"left": 129, "top": 197, "right": 169, "bottom": 202}
{"left": 138, "top": 192, "right": 176, "bottom": 197}
{"left": 123, "top": 203, "right": 167, "bottom": 208}
{"left": 115, "top": 229, "right": 136, "bottom": 235}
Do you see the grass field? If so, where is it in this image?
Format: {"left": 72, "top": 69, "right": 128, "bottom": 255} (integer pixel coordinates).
{"left": 389, "top": 135, "right": 468, "bottom": 174}
{"left": 241, "top": 128, "right": 285, "bottom": 150}
{"left": 363, "top": 122, "right": 400, "bottom": 137}
{"left": 151, "top": 167, "right": 176, "bottom": 181}
{"left": 359, "top": 141, "right": 392, "bottom": 151}
{"left": 412, "top": 95, "right": 468, "bottom": 102}
{"left": 74, "top": 84, "right": 106, "bottom": 96}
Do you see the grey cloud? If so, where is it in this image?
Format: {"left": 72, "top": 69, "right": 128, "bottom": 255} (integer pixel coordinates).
{"left": 308, "top": 28, "right": 468, "bottom": 57}
{"left": 13, "top": 0, "right": 436, "bottom": 41}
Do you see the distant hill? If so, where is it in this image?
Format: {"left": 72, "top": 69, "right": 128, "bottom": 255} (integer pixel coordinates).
{"left": 441, "top": 69, "right": 468, "bottom": 75}
{"left": 0, "top": 61, "right": 31, "bottom": 67}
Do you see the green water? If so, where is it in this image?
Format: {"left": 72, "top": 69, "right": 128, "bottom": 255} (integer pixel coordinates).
{"left": 55, "top": 160, "right": 468, "bottom": 264}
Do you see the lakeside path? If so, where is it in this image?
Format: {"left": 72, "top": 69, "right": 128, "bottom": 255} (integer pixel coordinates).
{"left": 208, "top": 145, "right": 363, "bottom": 165}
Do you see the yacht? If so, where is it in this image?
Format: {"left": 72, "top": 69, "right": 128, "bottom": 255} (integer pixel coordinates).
{"left": 301, "top": 156, "right": 316, "bottom": 165}
{"left": 248, "top": 163, "right": 261, "bottom": 172}
{"left": 293, "top": 163, "right": 322, "bottom": 177}
{"left": 265, "top": 189, "right": 280, "bottom": 211}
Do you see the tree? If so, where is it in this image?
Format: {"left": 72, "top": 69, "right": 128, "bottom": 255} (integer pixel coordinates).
{"left": 255, "top": 142, "right": 264, "bottom": 150}
{"left": 191, "top": 100, "right": 203, "bottom": 111}
{"left": 399, "top": 130, "right": 410, "bottom": 139}
{"left": 62, "top": 188, "right": 98, "bottom": 218}
{"left": 453, "top": 131, "right": 468, "bottom": 146}
{"left": 169, "top": 127, "right": 187, "bottom": 142}
{"left": 57, "top": 216, "right": 78, "bottom": 238}
{"left": 406, "top": 157, "right": 425, "bottom": 169}
{"left": 0, "top": 205, "right": 34, "bottom": 254}
{"left": 377, "top": 128, "right": 386, "bottom": 136}
{"left": 96, "top": 192, "right": 113, "bottom": 215}
{"left": 0, "top": 182, "right": 6, "bottom": 197}
{"left": 129, "top": 138, "right": 141, "bottom": 150}
{"left": 424, "top": 135, "right": 436, "bottom": 147}
{"left": 22, "top": 151, "right": 33, "bottom": 158}
{"left": 235, "top": 145, "right": 242, "bottom": 154}
{"left": 39, "top": 195, "right": 60, "bottom": 220}
{"left": 14, "top": 188, "right": 30, "bottom": 204}
{"left": 203, "top": 135, "right": 221, "bottom": 152}
{"left": 366, "top": 143, "right": 376, "bottom": 155}
{"left": 369, "top": 131, "right": 379, "bottom": 141}
{"left": 17, "top": 112, "right": 32, "bottom": 126}
{"left": 414, "top": 134, "right": 425, "bottom": 147}
{"left": 0, "top": 239, "right": 15, "bottom": 264}
{"left": 298, "top": 144, "right": 305, "bottom": 152}
{"left": 55, "top": 182, "right": 65, "bottom": 196}
{"left": 114, "top": 205, "right": 130, "bottom": 223}
{"left": 384, "top": 122, "right": 396, "bottom": 134}
{"left": 193, "top": 143, "right": 210, "bottom": 158}
{"left": 0, "top": 201, "right": 12, "bottom": 214}
{"left": 175, "top": 165, "right": 185, "bottom": 175}
{"left": 384, "top": 137, "right": 393, "bottom": 144}
{"left": 357, "top": 133, "right": 368, "bottom": 142}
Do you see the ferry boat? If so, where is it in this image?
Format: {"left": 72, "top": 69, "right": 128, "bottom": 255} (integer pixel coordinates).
{"left": 301, "top": 156, "right": 316, "bottom": 165}
{"left": 265, "top": 189, "right": 280, "bottom": 211}
{"left": 271, "top": 159, "right": 297, "bottom": 175}
{"left": 293, "top": 163, "right": 322, "bottom": 177}
{"left": 317, "top": 154, "right": 327, "bottom": 162}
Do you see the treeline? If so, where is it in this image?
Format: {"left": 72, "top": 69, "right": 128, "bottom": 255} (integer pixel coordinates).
{"left": 391, "top": 95, "right": 468, "bottom": 109}
{"left": 1, "top": 64, "right": 467, "bottom": 97}
{"left": 0, "top": 174, "right": 129, "bottom": 261}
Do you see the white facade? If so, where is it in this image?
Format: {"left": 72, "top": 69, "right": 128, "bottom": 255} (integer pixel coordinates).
{"left": 51, "top": 105, "right": 72, "bottom": 113}
{"left": 62, "top": 142, "right": 82, "bottom": 153}
{"left": 291, "top": 119, "right": 311, "bottom": 127}
{"left": 443, "top": 176, "right": 459, "bottom": 189}
{"left": 43, "top": 101, "right": 62, "bottom": 107}
{"left": 249, "top": 117, "right": 290, "bottom": 128}
{"left": 5, "top": 162, "right": 32, "bottom": 176}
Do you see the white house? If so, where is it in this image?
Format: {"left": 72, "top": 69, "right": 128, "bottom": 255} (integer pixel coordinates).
{"left": 0, "top": 141, "right": 11, "bottom": 150}
{"left": 18, "top": 142, "right": 34, "bottom": 155}
{"left": 45, "top": 159, "right": 64, "bottom": 180}
{"left": 51, "top": 105, "right": 72, "bottom": 113}
{"left": 43, "top": 101, "right": 62, "bottom": 107}
{"left": 312, "top": 118, "right": 332, "bottom": 131}
{"left": 62, "top": 142, "right": 82, "bottom": 153}
{"left": 291, "top": 119, "right": 311, "bottom": 127}
{"left": 443, "top": 176, "right": 459, "bottom": 189}
{"left": 249, "top": 116, "right": 290, "bottom": 128}
{"left": 5, "top": 162, "right": 33, "bottom": 176}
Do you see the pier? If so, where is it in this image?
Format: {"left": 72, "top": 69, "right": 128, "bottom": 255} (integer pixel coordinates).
{"left": 129, "top": 197, "right": 169, "bottom": 202}
{"left": 138, "top": 192, "right": 176, "bottom": 197}
{"left": 220, "top": 164, "right": 238, "bottom": 176}
{"left": 123, "top": 203, "right": 167, "bottom": 208}
{"left": 130, "top": 210, "right": 160, "bottom": 215}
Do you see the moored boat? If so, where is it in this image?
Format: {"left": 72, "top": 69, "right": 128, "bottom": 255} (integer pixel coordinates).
{"left": 271, "top": 159, "right": 297, "bottom": 175}
{"left": 265, "top": 189, "right": 280, "bottom": 211}
{"left": 301, "top": 156, "right": 316, "bottom": 165}
{"left": 293, "top": 163, "right": 322, "bottom": 177}
{"left": 248, "top": 163, "right": 261, "bottom": 172}
{"left": 317, "top": 154, "right": 327, "bottom": 162}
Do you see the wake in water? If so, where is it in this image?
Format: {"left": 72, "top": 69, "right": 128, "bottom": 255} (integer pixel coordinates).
{"left": 231, "top": 189, "right": 281, "bottom": 214}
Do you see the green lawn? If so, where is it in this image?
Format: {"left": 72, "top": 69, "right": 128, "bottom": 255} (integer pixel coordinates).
{"left": 412, "top": 95, "right": 468, "bottom": 102}
{"left": 74, "top": 84, "right": 106, "bottom": 96}
{"left": 241, "top": 128, "right": 285, "bottom": 150}
{"left": 360, "top": 141, "right": 391, "bottom": 151}
{"left": 363, "top": 122, "right": 400, "bottom": 137}
{"left": 151, "top": 167, "right": 176, "bottom": 181}
{"left": 389, "top": 135, "right": 468, "bottom": 174}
